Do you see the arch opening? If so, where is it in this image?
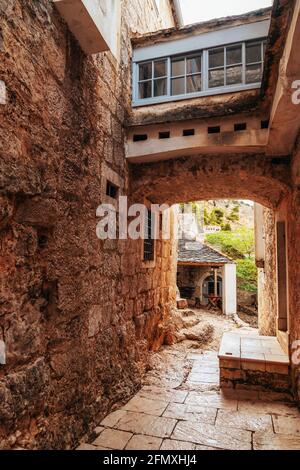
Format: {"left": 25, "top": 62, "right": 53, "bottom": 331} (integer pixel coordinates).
{"left": 130, "top": 154, "right": 291, "bottom": 210}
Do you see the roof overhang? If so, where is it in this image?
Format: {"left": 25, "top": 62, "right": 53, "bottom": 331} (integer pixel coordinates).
{"left": 178, "top": 261, "right": 226, "bottom": 267}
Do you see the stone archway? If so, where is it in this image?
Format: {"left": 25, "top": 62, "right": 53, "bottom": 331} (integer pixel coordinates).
{"left": 130, "top": 153, "right": 291, "bottom": 209}
{"left": 130, "top": 152, "right": 290, "bottom": 324}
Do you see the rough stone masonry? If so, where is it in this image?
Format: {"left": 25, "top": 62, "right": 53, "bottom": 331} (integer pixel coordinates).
{"left": 0, "top": 0, "right": 176, "bottom": 449}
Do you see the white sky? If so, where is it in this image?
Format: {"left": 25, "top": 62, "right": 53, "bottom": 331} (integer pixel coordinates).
{"left": 180, "top": 0, "right": 273, "bottom": 25}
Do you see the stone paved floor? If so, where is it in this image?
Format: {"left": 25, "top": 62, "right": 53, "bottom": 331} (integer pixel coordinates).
{"left": 77, "top": 314, "right": 300, "bottom": 451}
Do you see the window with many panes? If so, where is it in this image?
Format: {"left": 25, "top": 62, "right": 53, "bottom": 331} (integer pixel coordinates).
{"left": 208, "top": 44, "right": 243, "bottom": 88}
{"left": 134, "top": 39, "right": 266, "bottom": 105}
{"left": 171, "top": 55, "right": 202, "bottom": 96}
{"left": 245, "top": 40, "right": 266, "bottom": 84}
{"left": 138, "top": 59, "right": 168, "bottom": 99}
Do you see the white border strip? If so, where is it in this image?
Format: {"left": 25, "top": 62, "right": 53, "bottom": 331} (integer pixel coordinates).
{"left": 133, "top": 20, "right": 270, "bottom": 62}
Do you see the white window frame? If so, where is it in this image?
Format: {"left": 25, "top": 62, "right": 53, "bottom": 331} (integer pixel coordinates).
{"left": 171, "top": 54, "right": 202, "bottom": 96}
{"left": 133, "top": 38, "right": 266, "bottom": 107}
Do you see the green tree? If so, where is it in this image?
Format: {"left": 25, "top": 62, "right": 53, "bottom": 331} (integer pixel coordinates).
{"left": 204, "top": 207, "right": 224, "bottom": 226}
{"left": 221, "top": 222, "right": 232, "bottom": 231}
{"left": 212, "top": 208, "right": 224, "bottom": 225}
{"left": 228, "top": 205, "right": 240, "bottom": 222}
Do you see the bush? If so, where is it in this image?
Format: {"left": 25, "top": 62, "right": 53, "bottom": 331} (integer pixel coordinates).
{"left": 236, "top": 258, "right": 257, "bottom": 292}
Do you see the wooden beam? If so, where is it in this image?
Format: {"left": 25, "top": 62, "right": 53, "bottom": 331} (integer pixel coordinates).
{"left": 178, "top": 261, "right": 224, "bottom": 267}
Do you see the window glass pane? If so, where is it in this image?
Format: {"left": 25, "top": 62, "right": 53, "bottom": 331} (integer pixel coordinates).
{"left": 246, "top": 43, "right": 261, "bottom": 64}
{"left": 226, "top": 65, "right": 242, "bottom": 85}
{"left": 154, "top": 60, "right": 167, "bottom": 78}
{"left": 246, "top": 63, "right": 262, "bottom": 83}
{"left": 226, "top": 45, "right": 242, "bottom": 65}
{"left": 209, "top": 68, "right": 224, "bottom": 88}
{"left": 171, "top": 77, "right": 185, "bottom": 95}
{"left": 139, "top": 81, "right": 152, "bottom": 99}
{"left": 171, "top": 58, "right": 185, "bottom": 77}
{"left": 154, "top": 78, "right": 167, "bottom": 97}
{"left": 187, "top": 74, "right": 201, "bottom": 93}
{"left": 187, "top": 56, "right": 201, "bottom": 74}
{"left": 209, "top": 48, "right": 224, "bottom": 68}
{"left": 139, "top": 62, "right": 152, "bottom": 80}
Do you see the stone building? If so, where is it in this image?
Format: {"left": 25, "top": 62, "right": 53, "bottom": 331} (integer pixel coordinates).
{"left": 177, "top": 239, "right": 237, "bottom": 315}
{"left": 0, "top": 0, "right": 300, "bottom": 450}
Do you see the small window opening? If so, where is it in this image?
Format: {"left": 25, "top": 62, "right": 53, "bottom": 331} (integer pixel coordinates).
{"left": 37, "top": 228, "right": 50, "bottom": 249}
{"left": 261, "top": 120, "right": 269, "bottom": 129}
{"left": 38, "top": 235, "right": 48, "bottom": 248}
{"left": 234, "top": 122, "right": 247, "bottom": 132}
{"left": 133, "top": 134, "right": 148, "bottom": 142}
{"left": 159, "top": 131, "right": 170, "bottom": 139}
{"left": 183, "top": 129, "right": 195, "bottom": 136}
{"left": 144, "top": 209, "right": 155, "bottom": 261}
{"left": 106, "top": 181, "right": 118, "bottom": 199}
{"left": 208, "top": 126, "right": 221, "bottom": 134}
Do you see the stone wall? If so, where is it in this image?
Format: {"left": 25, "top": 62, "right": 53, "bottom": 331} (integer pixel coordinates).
{"left": 289, "top": 140, "right": 300, "bottom": 403}
{"left": 130, "top": 154, "right": 290, "bottom": 208}
{"left": 177, "top": 265, "right": 203, "bottom": 299}
{"left": 177, "top": 265, "right": 221, "bottom": 303}
{"left": 257, "top": 207, "right": 277, "bottom": 336}
{"left": 0, "top": 0, "right": 176, "bottom": 450}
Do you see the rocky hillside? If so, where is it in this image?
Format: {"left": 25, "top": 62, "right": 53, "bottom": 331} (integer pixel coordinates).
{"left": 202, "top": 200, "right": 254, "bottom": 230}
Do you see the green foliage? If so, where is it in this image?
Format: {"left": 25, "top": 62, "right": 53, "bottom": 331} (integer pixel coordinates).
{"left": 206, "top": 228, "right": 257, "bottom": 292}
{"left": 203, "top": 202, "right": 240, "bottom": 227}
{"left": 236, "top": 258, "right": 257, "bottom": 292}
{"left": 205, "top": 228, "right": 255, "bottom": 259}
{"left": 212, "top": 208, "right": 224, "bottom": 225}
{"left": 228, "top": 205, "right": 240, "bottom": 222}
{"left": 221, "top": 222, "right": 232, "bottom": 231}
{"left": 204, "top": 207, "right": 224, "bottom": 226}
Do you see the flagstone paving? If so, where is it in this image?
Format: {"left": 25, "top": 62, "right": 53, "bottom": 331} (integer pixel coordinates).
{"left": 76, "top": 319, "right": 300, "bottom": 451}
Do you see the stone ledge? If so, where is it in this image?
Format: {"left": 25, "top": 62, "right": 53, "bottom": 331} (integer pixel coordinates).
{"left": 218, "top": 332, "right": 290, "bottom": 390}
